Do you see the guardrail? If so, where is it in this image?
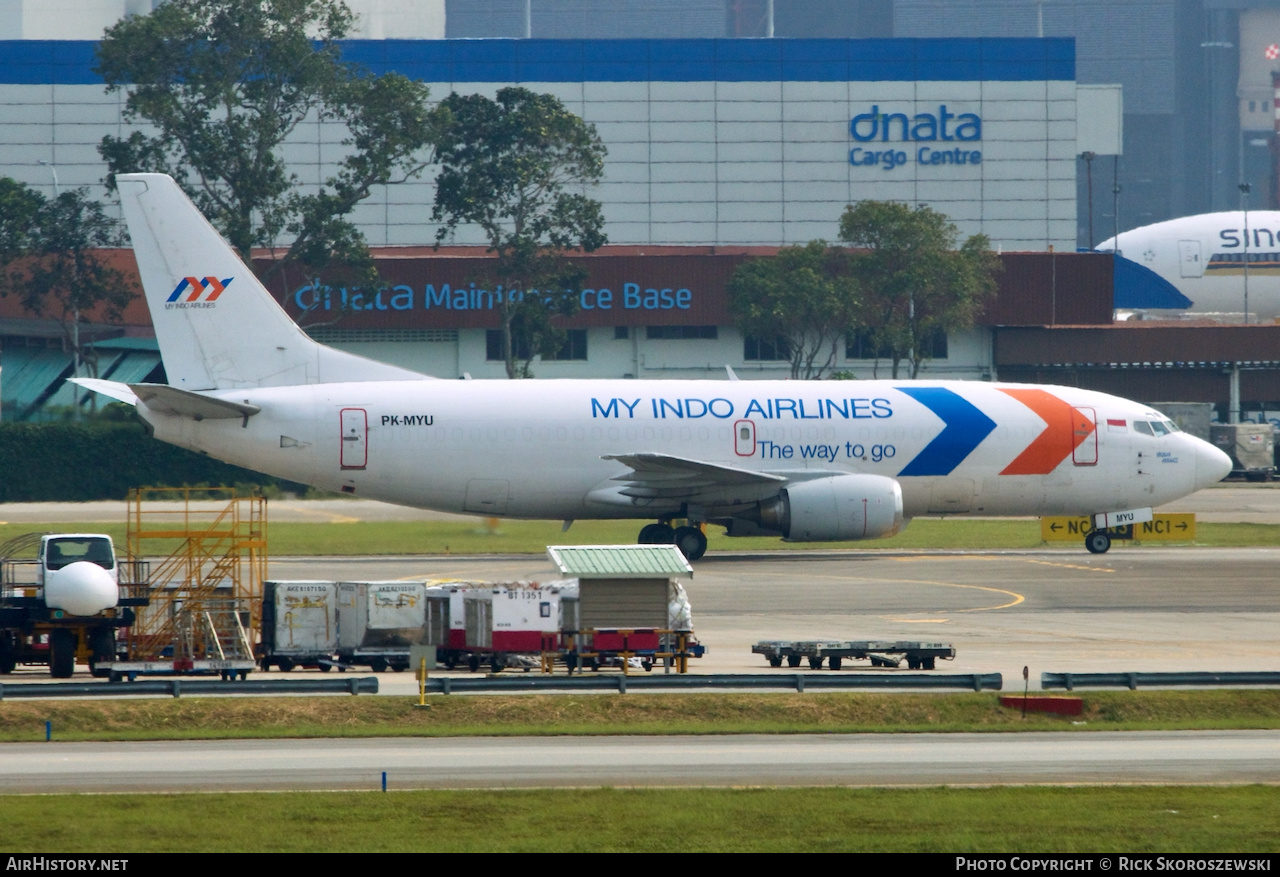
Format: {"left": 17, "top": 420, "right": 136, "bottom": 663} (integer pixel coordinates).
{"left": 425, "top": 672, "right": 1003, "bottom": 694}
{"left": 0, "top": 677, "right": 379, "bottom": 699}
{"left": 1042, "top": 671, "right": 1280, "bottom": 690}
{"left": 0, "top": 673, "right": 997, "bottom": 698}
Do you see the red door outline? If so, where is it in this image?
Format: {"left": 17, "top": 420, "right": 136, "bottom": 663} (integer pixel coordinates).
{"left": 734, "top": 419, "right": 756, "bottom": 457}
{"left": 340, "top": 408, "right": 367, "bottom": 470}
{"left": 1072, "top": 406, "right": 1098, "bottom": 466}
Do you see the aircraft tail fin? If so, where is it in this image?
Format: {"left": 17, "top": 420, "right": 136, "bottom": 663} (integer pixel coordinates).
{"left": 115, "top": 173, "right": 426, "bottom": 391}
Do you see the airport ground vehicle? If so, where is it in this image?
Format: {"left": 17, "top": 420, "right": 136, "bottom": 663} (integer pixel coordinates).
{"left": 753, "top": 639, "right": 956, "bottom": 670}
{"left": 0, "top": 533, "right": 148, "bottom": 678}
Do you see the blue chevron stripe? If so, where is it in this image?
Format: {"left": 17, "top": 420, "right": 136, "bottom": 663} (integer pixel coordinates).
{"left": 895, "top": 387, "right": 996, "bottom": 477}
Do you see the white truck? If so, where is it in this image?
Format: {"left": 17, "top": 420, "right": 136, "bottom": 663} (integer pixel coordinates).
{"left": 0, "top": 533, "right": 148, "bottom": 678}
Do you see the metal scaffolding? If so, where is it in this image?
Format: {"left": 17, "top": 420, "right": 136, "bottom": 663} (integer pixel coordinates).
{"left": 123, "top": 488, "right": 266, "bottom": 670}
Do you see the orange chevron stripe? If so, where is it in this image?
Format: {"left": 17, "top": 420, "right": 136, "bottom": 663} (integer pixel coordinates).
{"left": 998, "top": 388, "right": 1095, "bottom": 475}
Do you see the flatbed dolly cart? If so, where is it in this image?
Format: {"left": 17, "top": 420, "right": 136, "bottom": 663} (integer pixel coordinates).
{"left": 753, "top": 639, "right": 956, "bottom": 670}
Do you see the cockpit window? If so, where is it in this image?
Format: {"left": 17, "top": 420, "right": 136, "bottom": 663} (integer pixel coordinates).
{"left": 1133, "top": 421, "right": 1154, "bottom": 436}
{"left": 1150, "top": 421, "right": 1170, "bottom": 436}
{"left": 1164, "top": 419, "right": 1180, "bottom": 432}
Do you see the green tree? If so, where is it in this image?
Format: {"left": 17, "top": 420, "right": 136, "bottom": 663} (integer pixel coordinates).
{"left": 0, "top": 179, "right": 135, "bottom": 399}
{"left": 838, "top": 201, "right": 1000, "bottom": 379}
{"left": 95, "top": 0, "right": 436, "bottom": 290}
{"left": 727, "top": 241, "right": 859, "bottom": 380}
{"left": 431, "top": 87, "right": 607, "bottom": 378}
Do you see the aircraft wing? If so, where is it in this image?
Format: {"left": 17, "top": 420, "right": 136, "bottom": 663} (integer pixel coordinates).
{"left": 602, "top": 452, "right": 785, "bottom": 501}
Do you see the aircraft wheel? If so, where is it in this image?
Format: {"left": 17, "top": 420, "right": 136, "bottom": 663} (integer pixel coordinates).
{"left": 638, "top": 523, "right": 674, "bottom": 544}
{"left": 828, "top": 656, "right": 842, "bottom": 671}
{"left": 49, "top": 628, "right": 76, "bottom": 679}
{"left": 787, "top": 655, "right": 801, "bottom": 668}
{"left": 769, "top": 656, "right": 782, "bottom": 668}
{"left": 1085, "top": 530, "right": 1112, "bottom": 554}
{"left": 673, "top": 526, "right": 707, "bottom": 561}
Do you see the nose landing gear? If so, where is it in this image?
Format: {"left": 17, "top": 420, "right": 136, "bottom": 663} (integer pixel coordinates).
{"left": 1084, "top": 529, "right": 1112, "bottom": 554}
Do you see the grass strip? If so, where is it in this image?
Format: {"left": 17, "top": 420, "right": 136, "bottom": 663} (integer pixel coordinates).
{"left": 2, "top": 691, "right": 1278, "bottom": 742}
{"left": 0, "top": 519, "right": 1277, "bottom": 556}
{"left": 2, "top": 786, "right": 1277, "bottom": 852}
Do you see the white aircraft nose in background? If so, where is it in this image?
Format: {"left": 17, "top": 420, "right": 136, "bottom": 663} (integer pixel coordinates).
{"left": 1098, "top": 210, "right": 1280, "bottom": 320}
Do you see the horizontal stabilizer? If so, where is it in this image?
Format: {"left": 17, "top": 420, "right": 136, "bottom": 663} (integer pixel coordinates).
{"left": 70, "top": 378, "right": 138, "bottom": 407}
{"left": 129, "top": 383, "right": 261, "bottom": 421}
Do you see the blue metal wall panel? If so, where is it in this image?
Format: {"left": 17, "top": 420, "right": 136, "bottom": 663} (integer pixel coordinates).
{"left": 0, "top": 38, "right": 1076, "bottom": 85}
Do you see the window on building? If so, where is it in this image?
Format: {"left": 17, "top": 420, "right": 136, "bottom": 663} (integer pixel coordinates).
{"left": 743, "top": 334, "right": 790, "bottom": 361}
{"left": 542, "top": 329, "right": 588, "bottom": 361}
{"left": 845, "top": 329, "right": 947, "bottom": 360}
{"left": 486, "top": 329, "right": 588, "bottom": 362}
{"left": 845, "top": 329, "right": 894, "bottom": 360}
{"left": 918, "top": 329, "right": 948, "bottom": 359}
{"left": 486, "top": 330, "right": 523, "bottom": 361}
{"left": 646, "top": 325, "right": 718, "bottom": 340}
{"left": 614, "top": 326, "right": 629, "bottom": 340}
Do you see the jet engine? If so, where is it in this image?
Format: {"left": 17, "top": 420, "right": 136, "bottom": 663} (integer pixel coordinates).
{"left": 43, "top": 561, "right": 119, "bottom": 616}
{"left": 755, "top": 474, "right": 904, "bottom": 542}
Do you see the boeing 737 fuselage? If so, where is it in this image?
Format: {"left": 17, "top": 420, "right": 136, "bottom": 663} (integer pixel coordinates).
{"left": 77, "top": 175, "right": 1232, "bottom": 559}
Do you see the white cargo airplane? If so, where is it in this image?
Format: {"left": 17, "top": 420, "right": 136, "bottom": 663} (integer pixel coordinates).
{"left": 1097, "top": 211, "right": 1280, "bottom": 320}
{"left": 77, "top": 174, "right": 1231, "bottom": 558}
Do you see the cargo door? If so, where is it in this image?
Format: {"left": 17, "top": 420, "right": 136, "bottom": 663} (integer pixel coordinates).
{"left": 734, "top": 419, "right": 756, "bottom": 457}
{"left": 1178, "top": 240, "right": 1205, "bottom": 278}
{"left": 340, "top": 408, "right": 367, "bottom": 470}
{"left": 1072, "top": 407, "right": 1098, "bottom": 465}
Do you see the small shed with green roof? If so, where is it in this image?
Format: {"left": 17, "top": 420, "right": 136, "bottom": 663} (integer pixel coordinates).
{"left": 546, "top": 545, "right": 691, "bottom": 631}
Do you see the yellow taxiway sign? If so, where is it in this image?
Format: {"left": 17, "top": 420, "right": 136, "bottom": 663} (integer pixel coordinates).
{"left": 1040, "top": 514, "right": 1196, "bottom": 542}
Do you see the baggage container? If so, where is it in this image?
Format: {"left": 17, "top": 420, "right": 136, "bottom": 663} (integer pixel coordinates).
{"left": 1211, "top": 423, "right": 1275, "bottom": 479}
{"left": 336, "top": 581, "right": 427, "bottom": 671}
{"left": 263, "top": 581, "right": 338, "bottom": 657}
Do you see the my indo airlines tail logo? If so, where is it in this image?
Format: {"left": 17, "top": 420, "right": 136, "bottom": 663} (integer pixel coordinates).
{"left": 165, "top": 276, "right": 232, "bottom": 309}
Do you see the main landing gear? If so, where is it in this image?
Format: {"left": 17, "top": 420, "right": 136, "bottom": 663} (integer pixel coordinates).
{"left": 1084, "top": 529, "right": 1111, "bottom": 554}
{"left": 637, "top": 521, "right": 707, "bottom": 561}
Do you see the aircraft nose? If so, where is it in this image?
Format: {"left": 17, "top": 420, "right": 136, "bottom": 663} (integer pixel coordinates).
{"left": 1193, "top": 438, "right": 1233, "bottom": 490}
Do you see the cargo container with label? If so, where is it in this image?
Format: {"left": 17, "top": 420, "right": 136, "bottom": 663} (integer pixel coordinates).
{"left": 260, "top": 581, "right": 339, "bottom": 671}
{"left": 431, "top": 582, "right": 573, "bottom": 672}
{"left": 336, "top": 581, "right": 427, "bottom": 672}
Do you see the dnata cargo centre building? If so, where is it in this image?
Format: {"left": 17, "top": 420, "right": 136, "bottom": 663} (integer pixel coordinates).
{"left": 1, "top": 35, "right": 1136, "bottom": 416}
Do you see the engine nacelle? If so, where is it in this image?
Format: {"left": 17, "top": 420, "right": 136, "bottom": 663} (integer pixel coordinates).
{"left": 44, "top": 561, "right": 119, "bottom": 616}
{"left": 759, "top": 474, "right": 904, "bottom": 542}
